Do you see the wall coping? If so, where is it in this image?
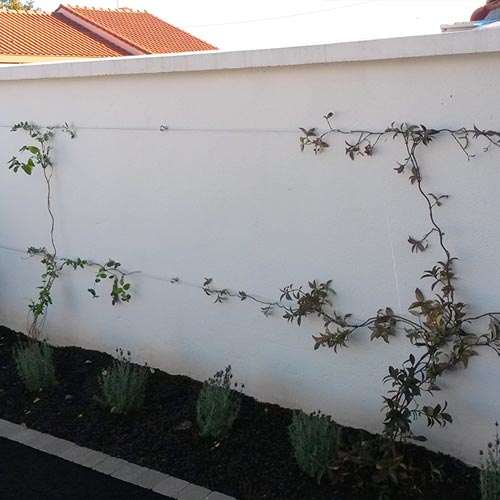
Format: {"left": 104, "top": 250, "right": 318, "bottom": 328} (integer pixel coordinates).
{"left": 0, "top": 28, "right": 499, "bottom": 81}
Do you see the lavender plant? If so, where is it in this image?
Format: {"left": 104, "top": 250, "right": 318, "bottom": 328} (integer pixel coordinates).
{"left": 196, "top": 365, "right": 241, "bottom": 439}
{"left": 289, "top": 410, "right": 339, "bottom": 483}
{"left": 481, "top": 423, "right": 500, "bottom": 500}
{"left": 98, "top": 349, "right": 148, "bottom": 414}
{"left": 14, "top": 341, "right": 56, "bottom": 391}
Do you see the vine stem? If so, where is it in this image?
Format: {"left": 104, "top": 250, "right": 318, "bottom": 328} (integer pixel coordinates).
{"left": 466, "top": 312, "right": 500, "bottom": 322}
{"left": 404, "top": 138, "right": 456, "bottom": 310}
{"left": 42, "top": 164, "right": 57, "bottom": 258}
{"left": 9, "top": 122, "right": 134, "bottom": 338}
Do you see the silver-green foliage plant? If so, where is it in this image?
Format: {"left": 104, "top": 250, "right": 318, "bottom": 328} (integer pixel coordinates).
{"left": 196, "top": 365, "right": 241, "bottom": 439}
{"left": 98, "top": 349, "right": 148, "bottom": 414}
{"left": 481, "top": 423, "right": 500, "bottom": 500}
{"left": 14, "top": 341, "right": 56, "bottom": 391}
{"left": 289, "top": 410, "right": 339, "bottom": 483}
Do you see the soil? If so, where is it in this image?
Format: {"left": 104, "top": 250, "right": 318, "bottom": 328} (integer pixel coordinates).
{"left": 0, "top": 326, "right": 480, "bottom": 500}
{"left": 0, "top": 437, "right": 173, "bottom": 500}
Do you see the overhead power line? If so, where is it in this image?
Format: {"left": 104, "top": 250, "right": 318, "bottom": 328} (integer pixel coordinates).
{"left": 183, "top": 0, "right": 379, "bottom": 28}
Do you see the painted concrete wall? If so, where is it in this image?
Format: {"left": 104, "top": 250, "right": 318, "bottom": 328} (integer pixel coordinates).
{"left": 1, "top": 30, "right": 500, "bottom": 464}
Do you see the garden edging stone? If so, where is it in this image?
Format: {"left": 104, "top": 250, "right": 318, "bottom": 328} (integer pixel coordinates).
{"left": 0, "top": 418, "right": 237, "bottom": 500}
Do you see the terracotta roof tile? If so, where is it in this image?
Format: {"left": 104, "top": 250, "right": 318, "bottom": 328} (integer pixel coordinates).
{"left": 59, "top": 5, "right": 218, "bottom": 54}
{"left": 0, "top": 9, "right": 128, "bottom": 57}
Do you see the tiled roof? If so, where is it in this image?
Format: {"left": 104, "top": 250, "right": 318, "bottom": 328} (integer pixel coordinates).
{"left": 0, "top": 9, "right": 128, "bottom": 57}
{"left": 58, "top": 5, "right": 218, "bottom": 54}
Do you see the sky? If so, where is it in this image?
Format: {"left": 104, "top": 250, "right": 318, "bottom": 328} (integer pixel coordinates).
{"left": 33, "top": 0, "right": 484, "bottom": 51}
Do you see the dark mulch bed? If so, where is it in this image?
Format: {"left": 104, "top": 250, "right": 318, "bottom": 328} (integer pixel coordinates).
{"left": 0, "top": 437, "right": 173, "bottom": 500}
{"left": 0, "top": 326, "right": 480, "bottom": 500}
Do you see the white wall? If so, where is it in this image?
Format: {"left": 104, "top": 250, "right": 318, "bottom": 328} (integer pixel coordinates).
{"left": 1, "top": 31, "right": 500, "bottom": 464}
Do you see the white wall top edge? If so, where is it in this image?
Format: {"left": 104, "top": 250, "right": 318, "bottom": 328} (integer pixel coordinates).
{"left": 0, "top": 28, "right": 499, "bottom": 81}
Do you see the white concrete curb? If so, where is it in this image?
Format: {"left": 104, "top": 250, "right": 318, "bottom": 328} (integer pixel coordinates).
{"left": 0, "top": 418, "right": 236, "bottom": 500}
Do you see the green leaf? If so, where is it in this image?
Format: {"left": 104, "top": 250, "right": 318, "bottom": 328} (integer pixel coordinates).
{"left": 26, "top": 145, "right": 41, "bottom": 155}
{"left": 21, "top": 162, "right": 33, "bottom": 175}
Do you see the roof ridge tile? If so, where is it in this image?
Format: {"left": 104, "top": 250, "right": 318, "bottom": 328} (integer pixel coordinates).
{"left": 62, "top": 5, "right": 144, "bottom": 14}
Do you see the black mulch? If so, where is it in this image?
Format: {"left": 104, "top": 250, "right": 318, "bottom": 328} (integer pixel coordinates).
{"left": 0, "top": 326, "right": 480, "bottom": 500}
{"left": 0, "top": 437, "right": 173, "bottom": 500}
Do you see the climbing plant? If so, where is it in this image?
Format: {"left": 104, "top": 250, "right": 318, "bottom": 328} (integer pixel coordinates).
{"left": 197, "top": 115, "right": 500, "bottom": 489}
{"left": 296, "top": 117, "right": 500, "bottom": 439}
{"left": 7, "top": 122, "right": 133, "bottom": 339}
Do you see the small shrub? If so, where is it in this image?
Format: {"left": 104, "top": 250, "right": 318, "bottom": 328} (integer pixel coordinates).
{"left": 289, "top": 410, "right": 339, "bottom": 483}
{"left": 14, "top": 341, "right": 56, "bottom": 391}
{"left": 196, "top": 365, "right": 241, "bottom": 439}
{"left": 98, "top": 349, "right": 148, "bottom": 414}
{"left": 481, "top": 423, "right": 500, "bottom": 500}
